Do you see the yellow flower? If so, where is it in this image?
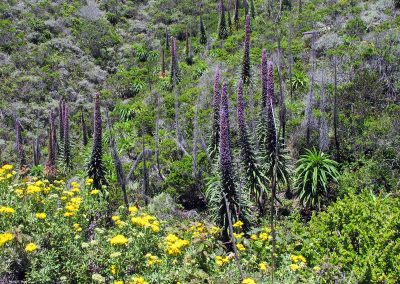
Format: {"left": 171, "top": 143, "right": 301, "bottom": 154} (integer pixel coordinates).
{"left": 164, "top": 234, "right": 189, "bottom": 256}
{"left": 114, "top": 281, "right": 124, "bottom": 284}
{"left": 90, "top": 189, "right": 100, "bottom": 195}
{"left": 145, "top": 253, "right": 161, "bottom": 266}
{"left": 0, "top": 206, "right": 15, "bottom": 214}
{"left": 15, "top": 188, "right": 24, "bottom": 197}
{"left": 25, "top": 243, "right": 38, "bottom": 253}
{"left": 112, "top": 215, "right": 121, "bottom": 221}
{"left": 27, "top": 185, "right": 41, "bottom": 194}
{"left": 242, "top": 278, "right": 256, "bottom": 284}
{"left": 232, "top": 220, "right": 244, "bottom": 229}
{"left": 64, "top": 212, "right": 74, "bottom": 217}
{"left": 233, "top": 232, "right": 244, "bottom": 239}
{"left": 2, "top": 164, "right": 13, "bottom": 170}
{"left": 110, "top": 235, "right": 128, "bottom": 246}
{"left": 73, "top": 223, "right": 82, "bottom": 232}
{"left": 250, "top": 234, "right": 258, "bottom": 240}
{"left": 313, "top": 265, "right": 321, "bottom": 272}
{"left": 236, "top": 243, "right": 246, "bottom": 251}
{"left": 129, "top": 277, "right": 148, "bottom": 284}
{"left": 110, "top": 264, "right": 117, "bottom": 275}
{"left": 85, "top": 178, "right": 94, "bottom": 186}
{"left": 215, "top": 255, "right": 230, "bottom": 266}
{"left": 71, "top": 187, "right": 80, "bottom": 193}
{"left": 35, "top": 213, "right": 46, "bottom": 219}
{"left": 128, "top": 206, "right": 138, "bottom": 214}
{"left": 290, "top": 263, "right": 301, "bottom": 271}
{"left": 259, "top": 232, "right": 270, "bottom": 241}
{"left": 0, "top": 233, "right": 13, "bottom": 247}
{"left": 259, "top": 262, "right": 268, "bottom": 271}
{"left": 291, "top": 254, "right": 306, "bottom": 264}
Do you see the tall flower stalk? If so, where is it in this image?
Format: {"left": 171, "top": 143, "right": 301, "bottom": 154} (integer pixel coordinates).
{"left": 234, "top": 0, "right": 239, "bottom": 30}
{"left": 88, "top": 93, "right": 107, "bottom": 190}
{"left": 237, "top": 79, "right": 266, "bottom": 214}
{"left": 218, "top": 0, "right": 228, "bottom": 39}
{"left": 209, "top": 68, "right": 221, "bottom": 160}
{"left": 242, "top": 15, "right": 251, "bottom": 85}
{"left": 15, "top": 118, "right": 26, "bottom": 169}
{"left": 219, "top": 82, "right": 248, "bottom": 240}
{"left": 199, "top": 16, "right": 207, "bottom": 45}
{"left": 63, "top": 104, "right": 71, "bottom": 169}
{"left": 45, "top": 110, "right": 57, "bottom": 179}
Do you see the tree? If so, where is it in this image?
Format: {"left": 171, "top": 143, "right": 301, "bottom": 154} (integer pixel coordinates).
{"left": 294, "top": 149, "right": 340, "bottom": 210}
{"left": 87, "top": 93, "right": 107, "bottom": 190}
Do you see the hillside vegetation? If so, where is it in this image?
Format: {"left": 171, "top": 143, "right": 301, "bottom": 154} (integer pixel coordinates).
{"left": 0, "top": 0, "right": 399, "bottom": 283}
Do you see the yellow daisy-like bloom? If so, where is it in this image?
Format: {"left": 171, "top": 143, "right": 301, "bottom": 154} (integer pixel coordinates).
{"left": 242, "top": 278, "right": 256, "bottom": 284}
{"left": 27, "top": 185, "right": 41, "bottom": 195}
{"left": 164, "top": 234, "right": 189, "bottom": 256}
{"left": 232, "top": 220, "right": 244, "bottom": 229}
{"left": 236, "top": 243, "right": 246, "bottom": 251}
{"left": 90, "top": 189, "right": 100, "bottom": 195}
{"left": 130, "top": 277, "right": 148, "bottom": 284}
{"left": 64, "top": 212, "right": 74, "bottom": 217}
{"left": 259, "top": 262, "right": 268, "bottom": 271}
{"left": 25, "top": 243, "right": 38, "bottom": 253}
{"left": 85, "top": 178, "right": 94, "bottom": 186}
{"left": 291, "top": 254, "right": 307, "bottom": 264}
{"left": 215, "top": 255, "right": 230, "bottom": 266}
{"left": 2, "top": 164, "right": 13, "bottom": 170}
{"left": 114, "top": 281, "right": 124, "bottom": 284}
{"left": 71, "top": 187, "right": 80, "bottom": 193}
{"left": 15, "top": 188, "right": 24, "bottom": 197}
{"left": 290, "top": 263, "right": 301, "bottom": 271}
{"left": 110, "top": 264, "right": 117, "bottom": 275}
{"left": 0, "top": 233, "right": 13, "bottom": 247}
{"left": 73, "top": 223, "right": 82, "bottom": 232}
{"left": 250, "top": 234, "right": 258, "bottom": 240}
{"left": 112, "top": 215, "right": 120, "bottom": 221}
{"left": 0, "top": 206, "right": 15, "bottom": 214}
{"left": 128, "top": 206, "right": 138, "bottom": 214}
{"left": 233, "top": 232, "right": 244, "bottom": 239}
{"left": 35, "top": 213, "right": 46, "bottom": 219}
{"left": 145, "top": 253, "right": 161, "bottom": 266}
{"left": 259, "top": 232, "right": 271, "bottom": 241}
{"left": 110, "top": 235, "right": 128, "bottom": 246}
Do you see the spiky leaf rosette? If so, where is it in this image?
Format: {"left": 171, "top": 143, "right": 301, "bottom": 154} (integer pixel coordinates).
{"left": 219, "top": 82, "right": 249, "bottom": 240}
{"left": 45, "top": 110, "right": 57, "bottom": 179}
{"left": 237, "top": 79, "right": 267, "bottom": 214}
{"left": 218, "top": 0, "right": 228, "bottom": 40}
{"left": 15, "top": 118, "right": 26, "bottom": 169}
{"left": 170, "top": 37, "right": 180, "bottom": 85}
{"left": 241, "top": 15, "right": 251, "bottom": 85}
{"left": 88, "top": 93, "right": 107, "bottom": 190}
{"left": 209, "top": 68, "right": 221, "bottom": 160}
{"left": 63, "top": 104, "right": 71, "bottom": 169}
{"left": 199, "top": 16, "right": 207, "bottom": 45}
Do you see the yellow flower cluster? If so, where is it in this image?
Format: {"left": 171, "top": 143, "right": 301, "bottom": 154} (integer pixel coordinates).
{"left": 25, "top": 243, "right": 38, "bottom": 253}
{"left": 131, "top": 214, "right": 160, "bottom": 232}
{"left": 73, "top": 223, "right": 82, "bottom": 232}
{"left": 110, "top": 234, "right": 129, "bottom": 246}
{"left": 90, "top": 189, "right": 100, "bottom": 195}
{"left": 128, "top": 206, "right": 138, "bottom": 214}
{"left": 129, "top": 277, "right": 148, "bottom": 284}
{"left": 290, "top": 254, "right": 307, "bottom": 271}
{"left": 236, "top": 243, "right": 246, "bottom": 251}
{"left": 35, "top": 212, "right": 46, "bottom": 219}
{"left": 242, "top": 278, "right": 256, "bottom": 284}
{"left": 114, "top": 281, "right": 124, "bottom": 284}
{"left": 85, "top": 178, "right": 94, "bottom": 186}
{"left": 0, "top": 206, "right": 15, "bottom": 215}
{"left": 145, "top": 253, "right": 161, "bottom": 266}
{"left": 64, "top": 197, "right": 82, "bottom": 217}
{"left": 259, "top": 262, "right": 268, "bottom": 271}
{"left": 0, "top": 233, "right": 13, "bottom": 247}
{"left": 232, "top": 220, "right": 244, "bottom": 229}
{"left": 164, "top": 234, "right": 189, "bottom": 256}
{"left": 112, "top": 216, "right": 127, "bottom": 227}
{"left": 110, "top": 264, "right": 117, "bottom": 275}
{"left": 215, "top": 255, "right": 230, "bottom": 266}
{"left": 0, "top": 164, "right": 16, "bottom": 181}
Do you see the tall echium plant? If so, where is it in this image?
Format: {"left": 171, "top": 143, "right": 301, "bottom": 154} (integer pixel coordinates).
{"left": 237, "top": 79, "right": 266, "bottom": 215}
{"left": 199, "top": 16, "right": 207, "bottom": 45}
{"left": 257, "top": 50, "right": 269, "bottom": 154}
{"left": 219, "top": 82, "right": 248, "bottom": 240}
{"left": 15, "top": 118, "right": 26, "bottom": 169}
{"left": 234, "top": 0, "right": 240, "bottom": 30}
{"left": 241, "top": 15, "right": 251, "bottom": 85}
{"left": 209, "top": 68, "right": 221, "bottom": 160}
{"left": 81, "top": 108, "right": 88, "bottom": 146}
{"left": 185, "top": 28, "right": 193, "bottom": 65}
{"left": 218, "top": 0, "right": 228, "bottom": 40}
{"left": 170, "top": 37, "right": 180, "bottom": 85}
{"left": 165, "top": 27, "right": 169, "bottom": 50}
{"left": 243, "top": 0, "right": 249, "bottom": 15}
{"left": 88, "top": 93, "right": 107, "bottom": 190}
{"left": 63, "top": 104, "right": 71, "bottom": 169}
{"left": 249, "top": 0, "right": 255, "bottom": 18}
{"left": 227, "top": 0, "right": 233, "bottom": 33}
{"left": 45, "top": 110, "right": 57, "bottom": 179}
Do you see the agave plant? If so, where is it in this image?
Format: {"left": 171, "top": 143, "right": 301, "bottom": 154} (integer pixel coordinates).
{"left": 294, "top": 149, "right": 340, "bottom": 210}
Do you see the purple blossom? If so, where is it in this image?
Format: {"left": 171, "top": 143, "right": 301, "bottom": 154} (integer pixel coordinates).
{"left": 267, "top": 60, "right": 274, "bottom": 103}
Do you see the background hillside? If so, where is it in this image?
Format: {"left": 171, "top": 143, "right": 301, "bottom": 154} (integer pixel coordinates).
{"left": 0, "top": 0, "right": 399, "bottom": 283}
